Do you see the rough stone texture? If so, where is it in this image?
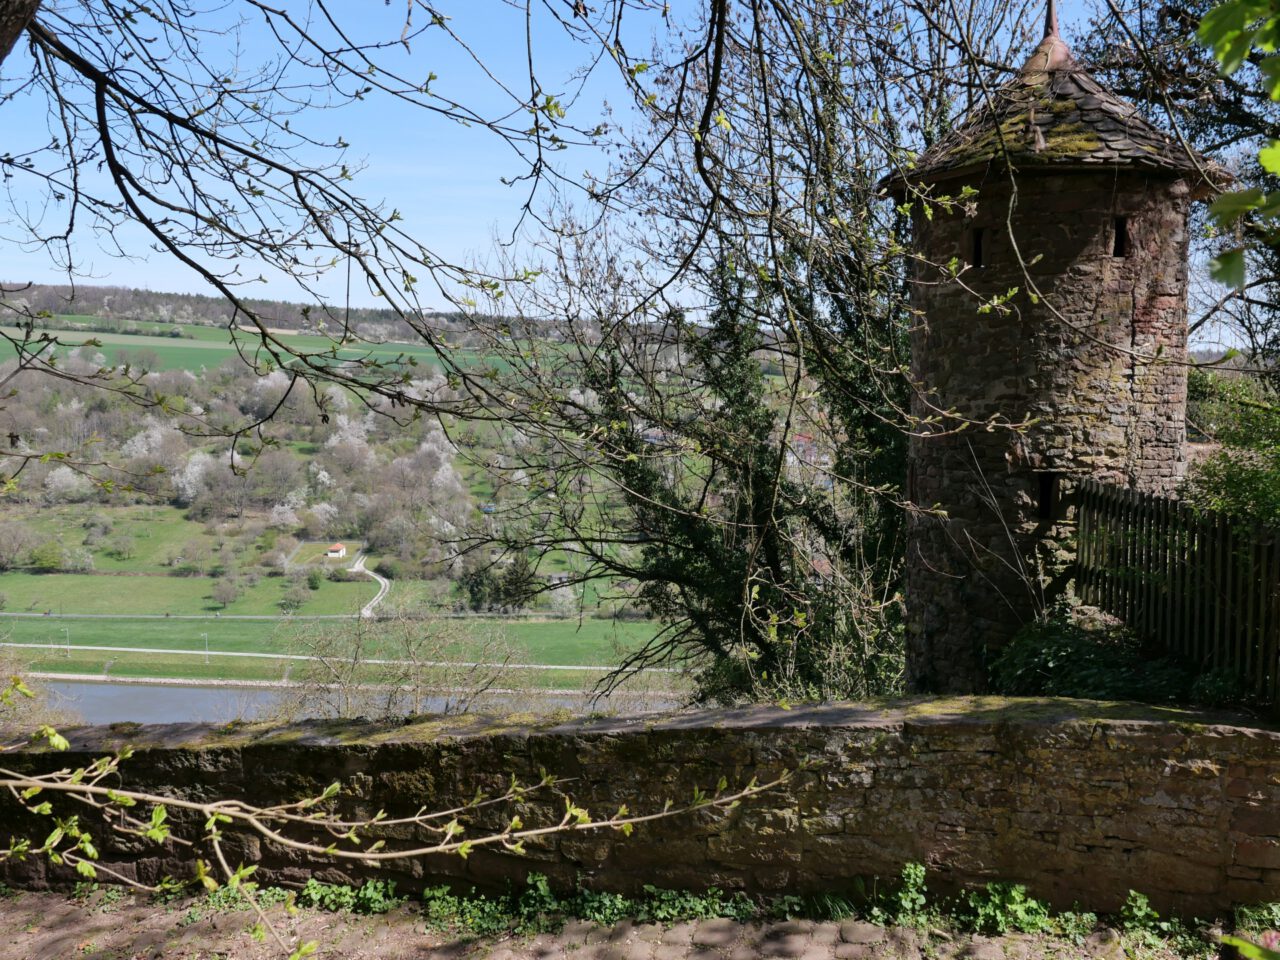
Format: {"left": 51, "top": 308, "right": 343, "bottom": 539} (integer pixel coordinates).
{"left": 903, "top": 167, "right": 1194, "bottom": 692}
{"left": 2, "top": 699, "right": 1279, "bottom": 917}
{"left": 888, "top": 29, "right": 1218, "bottom": 693}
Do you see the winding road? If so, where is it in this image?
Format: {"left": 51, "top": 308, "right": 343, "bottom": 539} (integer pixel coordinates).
{"left": 349, "top": 553, "right": 389, "bottom": 618}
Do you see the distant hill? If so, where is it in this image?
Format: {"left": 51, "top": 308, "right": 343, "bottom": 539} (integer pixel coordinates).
{"left": 0, "top": 281, "right": 468, "bottom": 344}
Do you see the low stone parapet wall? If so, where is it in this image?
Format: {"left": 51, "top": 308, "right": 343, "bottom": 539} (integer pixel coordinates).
{"left": 3, "top": 697, "right": 1278, "bottom": 915}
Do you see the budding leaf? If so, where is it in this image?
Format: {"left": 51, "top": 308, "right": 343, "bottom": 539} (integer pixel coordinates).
{"left": 1210, "top": 248, "right": 1247, "bottom": 289}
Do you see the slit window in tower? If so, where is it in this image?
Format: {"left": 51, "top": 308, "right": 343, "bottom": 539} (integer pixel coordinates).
{"left": 1037, "top": 472, "right": 1060, "bottom": 522}
{"left": 1113, "top": 217, "right": 1129, "bottom": 257}
{"left": 972, "top": 227, "right": 986, "bottom": 268}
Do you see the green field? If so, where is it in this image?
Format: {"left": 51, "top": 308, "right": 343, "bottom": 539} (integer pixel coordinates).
{"left": 1, "top": 321, "right": 509, "bottom": 374}
{"left": 0, "top": 614, "right": 654, "bottom": 667}
{"left": 2, "top": 504, "right": 218, "bottom": 574}
{"left": 0, "top": 492, "right": 650, "bottom": 672}
{"left": 19, "top": 648, "right": 635, "bottom": 692}
{"left": 0, "top": 571, "right": 375, "bottom": 616}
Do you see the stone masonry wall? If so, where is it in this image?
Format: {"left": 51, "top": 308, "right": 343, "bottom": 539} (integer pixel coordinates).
{"left": 905, "top": 169, "right": 1192, "bottom": 693}
{"left": 3, "top": 699, "right": 1279, "bottom": 916}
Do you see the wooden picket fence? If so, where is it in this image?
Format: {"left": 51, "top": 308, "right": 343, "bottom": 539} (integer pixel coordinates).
{"left": 1075, "top": 479, "right": 1280, "bottom": 706}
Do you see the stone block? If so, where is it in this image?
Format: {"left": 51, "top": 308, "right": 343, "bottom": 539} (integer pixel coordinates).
{"left": 692, "top": 919, "right": 740, "bottom": 947}
{"left": 1231, "top": 806, "right": 1280, "bottom": 837}
{"left": 1236, "top": 838, "right": 1280, "bottom": 870}
{"left": 838, "top": 921, "right": 884, "bottom": 944}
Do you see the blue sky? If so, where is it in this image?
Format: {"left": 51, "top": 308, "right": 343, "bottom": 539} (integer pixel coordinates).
{"left": 0, "top": 0, "right": 1094, "bottom": 310}
{"left": 0, "top": 1, "right": 631, "bottom": 309}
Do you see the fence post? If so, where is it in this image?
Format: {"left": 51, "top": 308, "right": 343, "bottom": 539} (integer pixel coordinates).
{"left": 1266, "top": 534, "right": 1280, "bottom": 705}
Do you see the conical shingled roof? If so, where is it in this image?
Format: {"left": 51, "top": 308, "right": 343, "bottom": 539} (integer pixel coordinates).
{"left": 888, "top": 6, "right": 1216, "bottom": 189}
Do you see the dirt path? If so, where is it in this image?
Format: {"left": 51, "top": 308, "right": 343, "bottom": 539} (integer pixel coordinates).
{"left": 349, "top": 554, "right": 390, "bottom": 618}
{"left": 0, "top": 889, "right": 1148, "bottom": 960}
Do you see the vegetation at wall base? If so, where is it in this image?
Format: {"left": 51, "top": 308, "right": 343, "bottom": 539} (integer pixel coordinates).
{"left": 131, "top": 864, "right": 1268, "bottom": 959}
{"left": 295, "top": 879, "right": 404, "bottom": 916}
{"left": 989, "top": 601, "right": 1244, "bottom": 709}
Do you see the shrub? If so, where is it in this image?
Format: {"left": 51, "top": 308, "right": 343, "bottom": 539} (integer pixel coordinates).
{"left": 1185, "top": 369, "right": 1280, "bottom": 527}
{"left": 374, "top": 557, "right": 416, "bottom": 581}
{"left": 989, "top": 603, "right": 1235, "bottom": 707}
{"left": 1186, "top": 448, "right": 1280, "bottom": 526}
{"left": 28, "top": 540, "right": 66, "bottom": 573}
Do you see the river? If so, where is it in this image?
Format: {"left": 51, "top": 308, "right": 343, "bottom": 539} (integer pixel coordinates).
{"left": 43, "top": 679, "right": 674, "bottom": 726}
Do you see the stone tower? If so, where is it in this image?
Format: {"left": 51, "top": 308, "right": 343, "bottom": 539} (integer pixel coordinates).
{"left": 888, "top": 3, "right": 1219, "bottom": 692}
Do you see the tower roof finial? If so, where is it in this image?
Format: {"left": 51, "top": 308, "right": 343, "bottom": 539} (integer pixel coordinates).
{"left": 1044, "top": 0, "right": 1059, "bottom": 38}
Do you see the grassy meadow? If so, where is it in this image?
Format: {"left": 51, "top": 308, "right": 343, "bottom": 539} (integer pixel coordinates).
{"left": 17, "top": 647, "right": 633, "bottom": 691}
{"left": 1, "top": 615, "right": 652, "bottom": 666}
{"left": 0, "top": 319, "right": 511, "bottom": 374}
{"left": 0, "top": 572, "right": 376, "bottom": 617}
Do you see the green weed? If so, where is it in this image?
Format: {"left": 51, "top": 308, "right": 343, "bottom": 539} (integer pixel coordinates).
{"left": 1120, "top": 891, "right": 1215, "bottom": 959}
{"left": 864, "top": 861, "right": 931, "bottom": 927}
{"left": 70, "top": 881, "right": 127, "bottom": 912}
{"left": 1050, "top": 910, "right": 1099, "bottom": 942}
{"left": 570, "top": 889, "right": 634, "bottom": 926}
{"left": 956, "top": 882, "right": 1051, "bottom": 935}
{"left": 178, "top": 883, "right": 291, "bottom": 926}
{"left": 1238, "top": 902, "right": 1280, "bottom": 934}
{"left": 633, "top": 884, "right": 754, "bottom": 924}
{"left": 295, "top": 879, "right": 403, "bottom": 915}
{"left": 764, "top": 892, "right": 855, "bottom": 922}
{"left": 421, "top": 885, "right": 511, "bottom": 936}
{"left": 421, "top": 874, "right": 755, "bottom": 936}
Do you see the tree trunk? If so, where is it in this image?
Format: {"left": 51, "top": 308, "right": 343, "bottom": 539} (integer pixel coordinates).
{"left": 0, "top": 0, "right": 40, "bottom": 70}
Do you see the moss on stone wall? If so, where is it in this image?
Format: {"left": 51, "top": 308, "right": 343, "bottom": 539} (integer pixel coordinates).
{"left": 2, "top": 699, "right": 1278, "bottom": 916}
